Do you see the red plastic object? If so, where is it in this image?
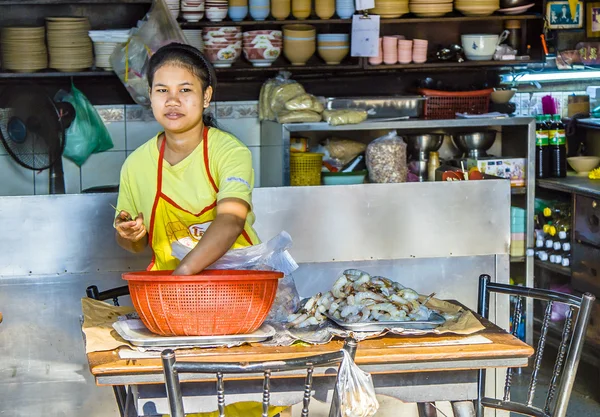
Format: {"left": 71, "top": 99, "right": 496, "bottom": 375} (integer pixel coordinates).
{"left": 418, "top": 88, "right": 493, "bottom": 120}
{"left": 122, "top": 270, "right": 284, "bottom": 336}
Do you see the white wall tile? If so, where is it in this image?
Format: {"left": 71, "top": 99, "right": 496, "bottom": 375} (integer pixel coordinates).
{"left": 217, "top": 117, "right": 261, "bottom": 147}
{"left": 0, "top": 155, "right": 34, "bottom": 195}
{"left": 34, "top": 157, "right": 82, "bottom": 195}
{"left": 104, "top": 121, "right": 126, "bottom": 151}
{"left": 125, "top": 121, "right": 162, "bottom": 151}
{"left": 81, "top": 151, "right": 127, "bottom": 192}
{"left": 249, "top": 146, "right": 261, "bottom": 188}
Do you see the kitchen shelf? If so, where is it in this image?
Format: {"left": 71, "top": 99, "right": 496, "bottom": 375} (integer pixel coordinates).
{"left": 0, "top": 70, "right": 114, "bottom": 79}
{"left": 511, "top": 187, "right": 527, "bottom": 195}
{"left": 534, "top": 259, "right": 571, "bottom": 277}
{"left": 537, "top": 176, "right": 600, "bottom": 199}
{"left": 365, "top": 60, "right": 540, "bottom": 71}
{"left": 511, "top": 256, "right": 526, "bottom": 263}
{"left": 210, "top": 56, "right": 362, "bottom": 73}
{"left": 179, "top": 13, "right": 542, "bottom": 28}
{"left": 0, "top": 0, "right": 150, "bottom": 3}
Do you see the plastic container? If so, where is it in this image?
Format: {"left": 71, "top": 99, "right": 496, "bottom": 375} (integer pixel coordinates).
{"left": 322, "top": 170, "right": 367, "bottom": 185}
{"left": 511, "top": 206, "right": 526, "bottom": 233}
{"left": 123, "top": 270, "right": 284, "bottom": 336}
{"left": 418, "top": 88, "right": 492, "bottom": 120}
{"left": 290, "top": 152, "right": 323, "bottom": 186}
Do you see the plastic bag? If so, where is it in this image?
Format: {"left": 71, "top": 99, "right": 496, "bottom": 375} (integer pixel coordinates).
{"left": 322, "top": 109, "right": 368, "bottom": 126}
{"left": 171, "top": 231, "right": 301, "bottom": 320}
{"left": 276, "top": 110, "right": 322, "bottom": 124}
{"left": 259, "top": 72, "right": 306, "bottom": 121}
{"left": 284, "top": 94, "right": 324, "bottom": 113}
{"left": 366, "top": 130, "right": 407, "bottom": 183}
{"left": 493, "top": 44, "right": 517, "bottom": 61}
{"left": 337, "top": 350, "right": 379, "bottom": 417}
{"left": 111, "top": 0, "right": 187, "bottom": 106}
{"left": 55, "top": 83, "right": 114, "bottom": 166}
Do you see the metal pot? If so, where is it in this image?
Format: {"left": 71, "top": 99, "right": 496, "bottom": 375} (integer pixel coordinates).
{"left": 405, "top": 134, "right": 444, "bottom": 161}
{"left": 451, "top": 131, "right": 497, "bottom": 159}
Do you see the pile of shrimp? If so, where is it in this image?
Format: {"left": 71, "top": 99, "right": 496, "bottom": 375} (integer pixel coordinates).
{"left": 287, "top": 269, "right": 432, "bottom": 328}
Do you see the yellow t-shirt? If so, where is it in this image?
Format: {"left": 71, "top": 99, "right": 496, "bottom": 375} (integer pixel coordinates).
{"left": 116, "top": 127, "right": 257, "bottom": 235}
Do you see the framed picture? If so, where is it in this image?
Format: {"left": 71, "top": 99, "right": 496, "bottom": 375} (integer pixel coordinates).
{"left": 587, "top": 2, "right": 600, "bottom": 37}
{"left": 546, "top": 1, "right": 584, "bottom": 29}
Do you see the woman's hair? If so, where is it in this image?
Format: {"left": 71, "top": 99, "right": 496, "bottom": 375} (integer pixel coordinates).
{"left": 147, "top": 43, "right": 218, "bottom": 128}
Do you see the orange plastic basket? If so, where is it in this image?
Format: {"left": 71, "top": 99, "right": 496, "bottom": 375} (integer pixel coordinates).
{"left": 418, "top": 88, "right": 493, "bottom": 120}
{"left": 122, "top": 270, "right": 284, "bottom": 336}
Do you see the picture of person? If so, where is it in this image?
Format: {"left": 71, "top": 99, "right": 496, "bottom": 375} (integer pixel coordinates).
{"left": 593, "top": 7, "right": 600, "bottom": 32}
{"left": 548, "top": 2, "right": 583, "bottom": 28}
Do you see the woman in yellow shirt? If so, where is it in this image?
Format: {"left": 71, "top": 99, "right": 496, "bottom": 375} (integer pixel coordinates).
{"left": 115, "top": 43, "right": 260, "bottom": 275}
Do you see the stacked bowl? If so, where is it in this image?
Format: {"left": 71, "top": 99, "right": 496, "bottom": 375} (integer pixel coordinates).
{"left": 250, "top": 0, "right": 270, "bottom": 20}
{"left": 409, "top": 0, "right": 452, "bottom": 17}
{"left": 181, "top": 0, "right": 205, "bottom": 22}
{"left": 88, "top": 29, "right": 131, "bottom": 70}
{"left": 397, "top": 39, "right": 412, "bottom": 64}
{"left": 183, "top": 29, "right": 205, "bottom": 51}
{"left": 412, "top": 38, "right": 428, "bottom": 63}
{"left": 46, "top": 17, "right": 93, "bottom": 72}
{"left": 228, "top": 0, "right": 248, "bottom": 21}
{"left": 165, "top": 0, "right": 181, "bottom": 19}
{"left": 0, "top": 26, "right": 47, "bottom": 73}
{"left": 336, "top": 0, "right": 356, "bottom": 18}
{"left": 316, "top": 0, "right": 336, "bottom": 19}
{"left": 206, "top": 0, "right": 228, "bottom": 21}
{"left": 317, "top": 33, "right": 349, "bottom": 65}
{"left": 203, "top": 26, "right": 241, "bottom": 68}
{"left": 283, "top": 24, "right": 316, "bottom": 66}
{"left": 243, "top": 30, "right": 282, "bottom": 67}
{"left": 272, "top": 0, "right": 291, "bottom": 20}
{"left": 455, "top": 0, "right": 500, "bottom": 16}
{"left": 370, "top": 0, "right": 409, "bottom": 18}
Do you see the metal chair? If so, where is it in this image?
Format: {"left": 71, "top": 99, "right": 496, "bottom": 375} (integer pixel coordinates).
{"left": 476, "top": 274, "right": 595, "bottom": 417}
{"left": 161, "top": 337, "right": 358, "bottom": 417}
{"left": 86, "top": 284, "right": 131, "bottom": 417}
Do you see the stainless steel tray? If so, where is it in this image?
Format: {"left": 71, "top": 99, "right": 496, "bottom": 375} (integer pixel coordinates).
{"left": 113, "top": 319, "right": 276, "bottom": 347}
{"left": 326, "top": 312, "right": 445, "bottom": 332}
{"left": 323, "top": 96, "right": 425, "bottom": 119}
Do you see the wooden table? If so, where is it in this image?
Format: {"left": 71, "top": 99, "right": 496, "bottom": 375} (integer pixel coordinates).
{"left": 87, "top": 318, "right": 533, "bottom": 417}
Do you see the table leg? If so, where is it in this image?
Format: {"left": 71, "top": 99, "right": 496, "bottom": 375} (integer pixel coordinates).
{"left": 417, "top": 402, "right": 437, "bottom": 417}
{"left": 113, "top": 386, "right": 128, "bottom": 417}
{"left": 451, "top": 401, "right": 476, "bottom": 417}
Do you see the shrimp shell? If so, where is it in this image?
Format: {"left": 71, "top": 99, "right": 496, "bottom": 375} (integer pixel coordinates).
{"left": 400, "top": 288, "right": 419, "bottom": 301}
{"left": 343, "top": 269, "right": 370, "bottom": 282}
{"left": 332, "top": 275, "right": 348, "bottom": 299}
{"left": 354, "top": 290, "right": 387, "bottom": 304}
{"left": 297, "top": 317, "right": 319, "bottom": 328}
{"left": 341, "top": 305, "right": 361, "bottom": 318}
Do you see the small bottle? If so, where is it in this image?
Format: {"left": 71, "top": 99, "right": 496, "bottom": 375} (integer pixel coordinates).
{"left": 428, "top": 151, "right": 440, "bottom": 182}
{"left": 550, "top": 114, "right": 567, "bottom": 178}
{"left": 535, "top": 115, "right": 550, "bottom": 178}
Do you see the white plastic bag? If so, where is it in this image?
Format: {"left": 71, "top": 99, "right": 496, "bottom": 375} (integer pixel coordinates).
{"left": 337, "top": 350, "right": 379, "bottom": 417}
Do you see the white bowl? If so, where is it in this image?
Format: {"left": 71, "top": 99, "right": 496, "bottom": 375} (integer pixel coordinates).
{"left": 461, "top": 34, "right": 500, "bottom": 61}
{"left": 567, "top": 156, "right": 600, "bottom": 174}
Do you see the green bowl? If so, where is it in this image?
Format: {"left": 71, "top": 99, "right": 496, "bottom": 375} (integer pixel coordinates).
{"left": 322, "top": 170, "right": 367, "bottom": 185}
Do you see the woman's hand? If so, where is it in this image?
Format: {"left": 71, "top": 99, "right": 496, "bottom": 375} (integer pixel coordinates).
{"left": 115, "top": 211, "right": 149, "bottom": 253}
{"left": 115, "top": 211, "right": 147, "bottom": 242}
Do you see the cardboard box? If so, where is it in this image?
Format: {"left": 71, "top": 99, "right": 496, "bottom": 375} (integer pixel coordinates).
{"left": 467, "top": 157, "right": 526, "bottom": 187}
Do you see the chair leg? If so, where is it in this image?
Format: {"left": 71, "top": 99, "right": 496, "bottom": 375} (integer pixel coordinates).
{"left": 113, "top": 385, "right": 127, "bottom": 417}
{"left": 417, "top": 402, "right": 437, "bottom": 417}
{"left": 451, "top": 401, "right": 476, "bottom": 417}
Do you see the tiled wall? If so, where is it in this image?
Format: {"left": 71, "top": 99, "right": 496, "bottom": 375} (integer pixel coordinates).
{"left": 0, "top": 101, "right": 261, "bottom": 196}
{"left": 510, "top": 90, "right": 588, "bottom": 117}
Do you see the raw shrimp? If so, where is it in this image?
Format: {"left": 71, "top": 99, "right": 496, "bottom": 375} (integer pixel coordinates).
{"left": 341, "top": 304, "right": 362, "bottom": 318}
{"left": 399, "top": 288, "right": 420, "bottom": 301}
{"left": 332, "top": 275, "right": 348, "bottom": 299}
{"left": 297, "top": 317, "right": 319, "bottom": 328}
{"left": 343, "top": 269, "right": 370, "bottom": 282}
{"left": 354, "top": 290, "right": 387, "bottom": 304}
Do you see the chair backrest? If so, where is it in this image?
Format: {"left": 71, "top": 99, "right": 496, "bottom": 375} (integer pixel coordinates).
{"left": 86, "top": 284, "right": 130, "bottom": 306}
{"left": 161, "top": 337, "right": 358, "bottom": 417}
{"left": 476, "top": 274, "right": 595, "bottom": 417}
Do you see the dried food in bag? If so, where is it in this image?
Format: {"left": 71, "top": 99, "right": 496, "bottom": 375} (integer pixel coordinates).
{"left": 284, "top": 94, "right": 324, "bottom": 113}
{"left": 366, "top": 130, "right": 408, "bottom": 183}
{"left": 322, "top": 109, "right": 368, "bottom": 126}
{"left": 323, "top": 138, "right": 367, "bottom": 168}
{"left": 276, "top": 110, "right": 322, "bottom": 124}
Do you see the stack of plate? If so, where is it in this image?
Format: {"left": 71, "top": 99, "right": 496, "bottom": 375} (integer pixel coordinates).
{"left": 88, "top": 30, "right": 131, "bottom": 71}
{"left": 455, "top": 0, "right": 500, "bottom": 16}
{"left": 165, "top": 0, "right": 181, "bottom": 19}
{"left": 46, "top": 17, "right": 93, "bottom": 72}
{"left": 183, "top": 29, "right": 205, "bottom": 52}
{"left": 409, "top": 0, "right": 452, "bottom": 17}
{"left": 0, "top": 26, "right": 47, "bottom": 72}
{"left": 370, "top": 0, "right": 410, "bottom": 18}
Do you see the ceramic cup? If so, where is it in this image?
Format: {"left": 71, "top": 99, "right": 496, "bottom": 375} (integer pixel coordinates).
{"left": 250, "top": 0, "right": 270, "bottom": 20}
{"left": 316, "top": 0, "right": 335, "bottom": 19}
{"left": 383, "top": 36, "right": 398, "bottom": 64}
{"left": 292, "top": 0, "right": 311, "bottom": 19}
{"left": 271, "top": 0, "right": 291, "bottom": 20}
{"left": 369, "top": 37, "right": 383, "bottom": 65}
{"left": 335, "top": 0, "right": 355, "bottom": 19}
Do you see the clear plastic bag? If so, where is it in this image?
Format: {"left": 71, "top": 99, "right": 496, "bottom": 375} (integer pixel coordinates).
{"left": 284, "top": 94, "right": 324, "bottom": 113}
{"left": 276, "top": 110, "right": 322, "bottom": 123}
{"left": 322, "top": 109, "right": 368, "bottom": 126}
{"left": 366, "top": 130, "right": 407, "bottom": 183}
{"left": 258, "top": 71, "right": 306, "bottom": 121}
{"left": 55, "top": 83, "right": 114, "bottom": 166}
{"left": 110, "top": 0, "right": 187, "bottom": 106}
{"left": 171, "top": 231, "right": 301, "bottom": 321}
{"left": 337, "top": 350, "right": 379, "bottom": 417}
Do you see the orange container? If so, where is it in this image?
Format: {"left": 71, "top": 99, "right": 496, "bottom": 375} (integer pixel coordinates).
{"left": 418, "top": 88, "right": 493, "bottom": 120}
{"left": 123, "top": 270, "right": 284, "bottom": 336}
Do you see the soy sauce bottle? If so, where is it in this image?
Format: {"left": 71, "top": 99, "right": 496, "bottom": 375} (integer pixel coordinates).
{"left": 549, "top": 114, "right": 567, "bottom": 178}
{"left": 535, "top": 115, "right": 550, "bottom": 178}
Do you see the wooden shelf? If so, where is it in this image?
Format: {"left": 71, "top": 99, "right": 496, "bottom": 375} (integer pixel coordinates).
{"left": 534, "top": 259, "right": 571, "bottom": 277}
{"left": 0, "top": 0, "right": 150, "bottom": 3}
{"left": 180, "top": 13, "right": 542, "bottom": 28}
{"left": 0, "top": 70, "right": 114, "bottom": 79}
{"left": 537, "top": 176, "right": 600, "bottom": 199}
{"left": 212, "top": 56, "right": 362, "bottom": 73}
{"left": 366, "top": 60, "right": 540, "bottom": 71}
{"left": 511, "top": 187, "right": 527, "bottom": 195}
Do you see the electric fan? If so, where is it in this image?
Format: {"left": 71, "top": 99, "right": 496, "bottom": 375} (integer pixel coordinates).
{"left": 0, "top": 85, "right": 75, "bottom": 194}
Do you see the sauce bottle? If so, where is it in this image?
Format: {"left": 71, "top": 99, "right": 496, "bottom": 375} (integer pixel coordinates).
{"left": 535, "top": 115, "right": 549, "bottom": 178}
{"left": 549, "top": 114, "right": 567, "bottom": 178}
{"left": 428, "top": 151, "right": 440, "bottom": 181}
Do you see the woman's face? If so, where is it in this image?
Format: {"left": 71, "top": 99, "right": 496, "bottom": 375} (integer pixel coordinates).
{"left": 150, "top": 63, "right": 212, "bottom": 134}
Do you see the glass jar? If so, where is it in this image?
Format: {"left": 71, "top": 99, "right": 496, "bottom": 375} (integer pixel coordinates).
{"left": 505, "top": 20, "right": 521, "bottom": 54}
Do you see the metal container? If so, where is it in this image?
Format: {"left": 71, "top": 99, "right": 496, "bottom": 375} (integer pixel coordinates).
{"left": 326, "top": 312, "right": 446, "bottom": 331}
{"left": 405, "top": 133, "right": 445, "bottom": 160}
{"left": 323, "top": 96, "right": 425, "bottom": 119}
{"left": 452, "top": 131, "right": 497, "bottom": 159}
